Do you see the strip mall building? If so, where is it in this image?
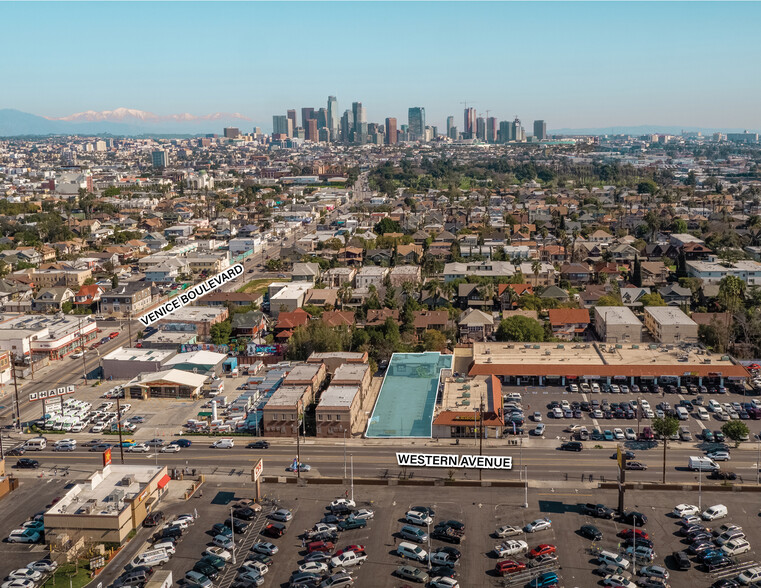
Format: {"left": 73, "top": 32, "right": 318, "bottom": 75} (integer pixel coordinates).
{"left": 456, "top": 341, "right": 749, "bottom": 388}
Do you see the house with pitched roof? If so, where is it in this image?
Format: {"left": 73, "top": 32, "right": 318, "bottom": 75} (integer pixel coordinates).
{"left": 548, "top": 308, "right": 590, "bottom": 340}
{"left": 458, "top": 308, "right": 495, "bottom": 342}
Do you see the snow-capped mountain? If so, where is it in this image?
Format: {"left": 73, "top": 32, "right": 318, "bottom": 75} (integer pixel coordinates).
{"left": 49, "top": 108, "right": 251, "bottom": 123}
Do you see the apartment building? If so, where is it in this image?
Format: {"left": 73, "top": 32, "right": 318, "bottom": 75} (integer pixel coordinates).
{"left": 594, "top": 306, "right": 643, "bottom": 343}
{"left": 643, "top": 306, "right": 699, "bottom": 344}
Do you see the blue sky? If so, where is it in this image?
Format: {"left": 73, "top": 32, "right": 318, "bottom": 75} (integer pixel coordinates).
{"left": 1, "top": 2, "right": 759, "bottom": 130}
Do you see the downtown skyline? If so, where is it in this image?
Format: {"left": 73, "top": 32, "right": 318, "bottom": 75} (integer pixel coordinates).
{"left": 1, "top": 2, "right": 760, "bottom": 131}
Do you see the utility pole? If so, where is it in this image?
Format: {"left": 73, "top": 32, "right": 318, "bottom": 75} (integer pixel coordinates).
{"left": 350, "top": 454, "right": 354, "bottom": 504}
{"left": 11, "top": 361, "right": 21, "bottom": 431}
{"left": 523, "top": 466, "right": 528, "bottom": 508}
{"left": 127, "top": 311, "right": 133, "bottom": 347}
{"left": 343, "top": 430, "right": 347, "bottom": 480}
{"left": 79, "top": 318, "right": 87, "bottom": 381}
{"left": 115, "top": 394, "right": 125, "bottom": 464}
{"left": 479, "top": 396, "right": 485, "bottom": 481}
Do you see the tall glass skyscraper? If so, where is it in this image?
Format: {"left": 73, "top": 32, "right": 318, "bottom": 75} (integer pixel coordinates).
{"left": 327, "top": 96, "right": 339, "bottom": 137}
{"left": 408, "top": 107, "right": 426, "bottom": 141}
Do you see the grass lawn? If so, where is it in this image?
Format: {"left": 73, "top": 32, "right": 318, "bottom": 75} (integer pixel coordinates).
{"left": 41, "top": 561, "right": 93, "bottom": 588}
{"left": 236, "top": 278, "right": 288, "bottom": 296}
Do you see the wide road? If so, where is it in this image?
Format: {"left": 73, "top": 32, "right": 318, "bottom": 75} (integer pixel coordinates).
{"left": 0, "top": 321, "right": 136, "bottom": 427}
{"left": 13, "top": 438, "right": 761, "bottom": 485}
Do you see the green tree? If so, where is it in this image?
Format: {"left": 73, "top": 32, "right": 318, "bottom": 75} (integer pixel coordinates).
{"left": 631, "top": 255, "right": 642, "bottom": 288}
{"left": 718, "top": 275, "right": 745, "bottom": 313}
{"left": 651, "top": 416, "right": 680, "bottom": 483}
{"left": 671, "top": 219, "right": 688, "bottom": 234}
{"left": 637, "top": 180, "right": 658, "bottom": 195}
{"left": 373, "top": 218, "right": 402, "bottom": 235}
{"left": 421, "top": 329, "right": 448, "bottom": 351}
{"left": 210, "top": 321, "right": 232, "bottom": 345}
{"left": 721, "top": 420, "right": 750, "bottom": 446}
{"left": 496, "top": 315, "right": 545, "bottom": 342}
{"left": 639, "top": 293, "right": 667, "bottom": 306}
{"left": 597, "top": 294, "right": 623, "bottom": 306}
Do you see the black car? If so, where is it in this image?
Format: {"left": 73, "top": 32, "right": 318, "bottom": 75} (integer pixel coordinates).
{"left": 689, "top": 531, "right": 713, "bottom": 544}
{"left": 152, "top": 527, "right": 182, "bottom": 542}
{"left": 709, "top": 471, "right": 737, "bottom": 481}
{"left": 7, "top": 446, "right": 25, "bottom": 456}
{"left": 246, "top": 441, "right": 270, "bottom": 449}
{"left": 430, "top": 566, "right": 457, "bottom": 579}
{"left": 431, "top": 528, "right": 462, "bottom": 544}
{"left": 233, "top": 507, "right": 258, "bottom": 520}
{"left": 16, "top": 458, "right": 39, "bottom": 469}
{"left": 610, "top": 451, "right": 636, "bottom": 460}
{"left": 712, "top": 579, "right": 740, "bottom": 587}
{"left": 625, "top": 537, "right": 653, "bottom": 549}
{"left": 329, "top": 504, "right": 353, "bottom": 515}
{"left": 262, "top": 522, "right": 286, "bottom": 538}
{"left": 224, "top": 517, "right": 249, "bottom": 534}
{"left": 303, "top": 552, "right": 332, "bottom": 563}
{"left": 193, "top": 561, "right": 219, "bottom": 580}
{"left": 143, "top": 511, "right": 165, "bottom": 527}
{"left": 434, "top": 520, "right": 465, "bottom": 532}
{"left": 579, "top": 524, "right": 603, "bottom": 541}
{"left": 560, "top": 441, "right": 583, "bottom": 452}
{"left": 411, "top": 506, "right": 435, "bottom": 517}
{"left": 435, "top": 546, "right": 461, "bottom": 560}
{"left": 619, "top": 511, "right": 647, "bottom": 526}
{"left": 672, "top": 550, "right": 691, "bottom": 570}
{"left": 680, "top": 523, "right": 707, "bottom": 537}
{"left": 581, "top": 503, "right": 614, "bottom": 519}
{"left": 704, "top": 556, "right": 732, "bottom": 571}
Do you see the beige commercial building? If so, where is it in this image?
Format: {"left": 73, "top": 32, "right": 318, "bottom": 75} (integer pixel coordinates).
{"left": 307, "top": 351, "right": 368, "bottom": 375}
{"left": 643, "top": 306, "right": 699, "bottom": 344}
{"left": 315, "top": 385, "right": 362, "bottom": 437}
{"left": 21, "top": 268, "right": 92, "bottom": 289}
{"left": 283, "top": 363, "right": 327, "bottom": 399}
{"left": 594, "top": 306, "right": 643, "bottom": 343}
{"left": 44, "top": 464, "right": 168, "bottom": 545}
{"left": 331, "top": 362, "right": 372, "bottom": 404}
{"left": 262, "top": 385, "right": 310, "bottom": 437}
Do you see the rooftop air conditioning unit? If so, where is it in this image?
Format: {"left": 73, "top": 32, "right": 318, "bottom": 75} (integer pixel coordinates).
{"left": 120, "top": 475, "right": 135, "bottom": 486}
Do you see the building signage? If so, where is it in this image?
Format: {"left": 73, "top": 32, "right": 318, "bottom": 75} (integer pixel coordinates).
{"left": 103, "top": 447, "right": 112, "bottom": 467}
{"left": 251, "top": 458, "right": 263, "bottom": 482}
{"left": 28, "top": 385, "right": 76, "bottom": 402}
{"left": 396, "top": 452, "right": 512, "bottom": 470}
{"left": 138, "top": 264, "right": 244, "bottom": 327}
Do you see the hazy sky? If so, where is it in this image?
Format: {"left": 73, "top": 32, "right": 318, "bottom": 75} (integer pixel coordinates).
{"left": 2, "top": 2, "right": 760, "bottom": 130}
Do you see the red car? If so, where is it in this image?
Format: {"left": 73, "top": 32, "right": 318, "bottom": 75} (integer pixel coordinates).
{"left": 528, "top": 544, "right": 557, "bottom": 558}
{"left": 618, "top": 529, "right": 649, "bottom": 541}
{"left": 109, "top": 332, "right": 119, "bottom": 339}
{"left": 496, "top": 560, "right": 526, "bottom": 576}
{"left": 334, "top": 545, "right": 365, "bottom": 557}
{"left": 307, "top": 540, "right": 335, "bottom": 553}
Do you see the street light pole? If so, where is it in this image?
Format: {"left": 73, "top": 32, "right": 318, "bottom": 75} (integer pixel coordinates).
{"left": 698, "top": 469, "right": 702, "bottom": 511}
{"left": 343, "top": 430, "right": 347, "bottom": 480}
{"left": 230, "top": 505, "right": 236, "bottom": 564}
{"left": 523, "top": 466, "right": 528, "bottom": 508}
{"left": 426, "top": 518, "right": 431, "bottom": 571}
{"left": 350, "top": 454, "right": 354, "bottom": 504}
{"left": 756, "top": 434, "right": 760, "bottom": 485}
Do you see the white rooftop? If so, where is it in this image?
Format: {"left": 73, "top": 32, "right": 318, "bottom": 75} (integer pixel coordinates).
{"left": 102, "top": 346, "right": 174, "bottom": 362}
{"left": 164, "top": 350, "right": 227, "bottom": 366}
{"left": 645, "top": 306, "right": 698, "bottom": 326}
{"left": 317, "top": 385, "right": 360, "bottom": 409}
{"left": 595, "top": 306, "right": 642, "bottom": 325}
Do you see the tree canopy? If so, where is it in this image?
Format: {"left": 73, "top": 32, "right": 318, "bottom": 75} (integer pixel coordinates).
{"left": 496, "top": 315, "right": 545, "bottom": 342}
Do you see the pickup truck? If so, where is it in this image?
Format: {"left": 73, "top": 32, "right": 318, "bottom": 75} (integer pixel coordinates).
{"left": 338, "top": 517, "right": 367, "bottom": 531}
{"left": 493, "top": 540, "right": 529, "bottom": 558}
{"left": 581, "top": 503, "right": 614, "bottom": 519}
{"left": 431, "top": 527, "right": 464, "bottom": 544}
{"left": 330, "top": 550, "right": 367, "bottom": 568}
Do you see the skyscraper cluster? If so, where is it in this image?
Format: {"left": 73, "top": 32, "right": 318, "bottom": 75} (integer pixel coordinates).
{"left": 271, "top": 96, "right": 547, "bottom": 145}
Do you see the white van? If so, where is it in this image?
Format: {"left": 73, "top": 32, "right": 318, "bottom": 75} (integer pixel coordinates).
{"left": 597, "top": 550, "right": 631, "bottom": 570}
{"left": 24, "top": 438, "right": 47, "bottom": 451}
{"left": 152, "top": 542, "right": 176, "bottom": 556}
{"left": 396, "top": 541, "right": 427, "bottom": 562}
{"left": 688, "top": 456, "right": 719, "bottom": 472}
{"left": 211, "top": 438, "right": 234, "bottom": 449}
{"left": 676, "top": 407, "right": 689, "bottom": 420}
{"left": 125, "top": 548, "right": 170, "bottom": 571}
{"left": 702, "top": 504, "right": 728, "bottom": 521}
{"left": 507, "top": 392, "right": 522, "bottom": 403}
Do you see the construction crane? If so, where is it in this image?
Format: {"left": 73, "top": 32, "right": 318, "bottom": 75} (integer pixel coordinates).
{"left": 460, "top": 101, "right": 475, "bottom": 110}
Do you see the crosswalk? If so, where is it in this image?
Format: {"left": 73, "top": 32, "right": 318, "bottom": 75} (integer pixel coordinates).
{"left": 214, "top": 505, "right": 277, "bottom": 588}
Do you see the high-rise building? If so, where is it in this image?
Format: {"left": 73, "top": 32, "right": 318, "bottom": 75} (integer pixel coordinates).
{"left": 151, "top": 150, "right": 168, "bottom": 168}
{"left": 408, "top": 107, "right": 426, "bottom": 141}
{"left": 512, "top": 117, "right": 522, "bottom": 142}
{"left": 340, "top": 110, "right": 354, "bottom": 142}
{"left": 273, "top": 115, "right": 289, "bottom": 136}
{"left": 476, "top": 117, "right": 486, "bottom": 140}
{"left": 499, "top": 121, "right": 511, "bottom": 143}
{"left": 352, "top": 102, "right": 366, "bottom": 143}
{"left": 464, "top": 108, "right": 477, "bottom": 138}
{"left": 448, "top": 125, "right": 458, "bottom": 140}
{"left": 301, "top": 107, "right": 315, "bottom": 129}
{"left": 533, "top": 120, "right": 547, "bottom": 140}
{"left": 385, "top": 117, "right": 397, "bottom": 145}
{"left": 487, "top": 117, "right": 498, "bottom": 143}
{"left": 287, "top": 110, "right": 297, "bottom": 133}
{"left": 317, "top": 108, "right": 328, "bottom": 129}
{"left": 307, "top": 119, "right": 318, "bottom": 142}
{"left": 223, "top": 127, "right": 240, "bottom": 139}
{"left": 446, "top": 116, "right": 454, "bottom": 138}
{"left": 327, "top": 96, "right": 339, "bottom": 137}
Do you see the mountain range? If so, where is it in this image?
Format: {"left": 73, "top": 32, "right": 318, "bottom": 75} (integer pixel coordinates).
{"left": 0, "top": 108, "right": 256, "bottom": 136}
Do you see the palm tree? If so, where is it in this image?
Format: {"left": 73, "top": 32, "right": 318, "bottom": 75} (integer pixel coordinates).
{"left": 531, "top": 260, "right": 542, "bottom": 287}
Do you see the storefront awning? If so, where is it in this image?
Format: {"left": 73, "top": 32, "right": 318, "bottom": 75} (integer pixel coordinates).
{"left": 157, "top": 474, "right": 171, "bottom": 489}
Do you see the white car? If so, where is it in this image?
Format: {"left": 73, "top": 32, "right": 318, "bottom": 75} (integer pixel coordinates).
{"left": 738, "top": 566, "right": 761, "bottom": 584}
{"left": 252, "top": 542, "right": 278, "bottom": 556}
{"left": 6, "top": 570, "right": 41, "bottom": 583}
{"left": 203, "top": 547, "right": 232, "bottom": 561}
{"left": 524, "top": 518, "right": 552, "bottom": 533}
{"left": 175, "top": 514, "right": 196, "bottom": 525}
{"left": 405, "top": 510, "right": 433, "bottom": 526}
{"left": 493, "top": 539, "right": 529, "bottom": 557}
{"left": 721, "top": 538, "right": 751, "bottom": 556}
{"left": 126, "top": 443, "right": 149, "bottom": 453}
{"left": 706, "top": 451, "right": 731, "bottom": 461}
{"left": 569, "top": 384, "right": 579, "bottom": 393}
{"left": 313, "top": 523, "right": 338, "bottom": 534}
{"left": 298, "top": 561, "right": 329, "bottom": 575}
{"left": 673, "top": 504, "right": 699, "bottom": 518}
{"left": 160, "top": 444, "right": 180, "bottom": 453}
{"left": 603, "top": 575, "right": 636, "bottom": 587}
{"left": 26, "top": 561, "right": 58, "bottom": 573}
{"left": 681, "top": 514, "right": 701, "bottom": 526}
{"left": 429, "top": 578, "right": 460, "bottom": 588}
{"left": 495, "top": 525, "right": 523, "bottom": 538}
{"left": 613, "top": 428, "right": 625, "bottom": 440}
{"left": 352, "top": 508, "right": 374, "bottom": 520}
{"left": 91, "top": 423, "right": 105, "bottom": 433}
{"left": 624, "top": 428, "right": 636, "bottom": 440}
{"left": 1, "top": 580, "right": 36, "bottom": 588}
{"left": 330, "top": 498, "right": 356, "bottom": 509}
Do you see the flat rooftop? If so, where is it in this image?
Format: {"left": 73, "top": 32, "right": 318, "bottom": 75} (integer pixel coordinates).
{"left": 0, "top": 313, "right": 95, "bottom": 338}
{"left": 46, "top": 465, "right": 164, "bottom": 517}
{"left": 284, "top": 363, "right": 323, "bottom": 382}
{"left": 595, "top": 306, "right": 642, "bottom": 325}
{"left": 317, "top": 385, "right": 360, "bottom": 409}
{"left": 159, "top": 306, "right": 226, "bottom": 322}
{"left": 644, "top": 306, "right": 698, "bottom": 326}
{"left": 468, "top": 342, "right": 746, "bottom": 378}
{"left": 264, "top": 385, "right": 309, "bottom": 408}
{"left": 102, "top": 346, "right": 174, "bottom": 362}
{"left": 332, "top": 363, "right": 369, "bottom": 382}
{"left": 164, "top": 350, "right": 227, "bottom": 366}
